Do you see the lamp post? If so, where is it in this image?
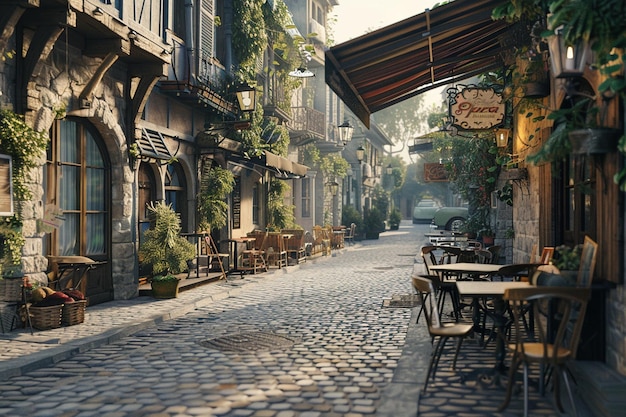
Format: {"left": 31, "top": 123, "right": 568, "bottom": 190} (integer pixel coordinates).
{"left": 356, "top": 146, "right": 365, "bottom": 164}
{"left": 338, "top": 120, "right": 354, "bottom": 145}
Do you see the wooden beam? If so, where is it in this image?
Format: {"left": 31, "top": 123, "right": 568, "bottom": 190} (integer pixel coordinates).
{"left": 84, "top": 38, "right": 131, "bottom": 58}
{"left": 78, "top": 51, "right": 120, "bottom": 108}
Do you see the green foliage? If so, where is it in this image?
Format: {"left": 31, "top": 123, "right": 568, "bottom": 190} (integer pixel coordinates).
{"left": 388, "top": 208, "right": 402, "bottom": 228}
{"left": 319, "top": 154, "right": 349, "bottom": 179}
{"left": 497, "top": 182, "right": 514, "bottom": 206}
{"left": 267, "top": 178, "right": 295, "bottom": 231}
{"left": 151, "top": 274, "right": 180, "bottom": 282}
{"left": 0, "top": 215, "right": 24, "bottom": 268}
{"left": 0, "top": 109, "right": 49, "bottom": 202}
{"left": 341, "top": 205, "right": 363, "bottom": 235}
{"left": 233, "top": 0, "right": 267, "bottom": 78}
{"left": 139, "top": 202, "right": 196, "bottom": 276}
{"left": 371, "top": 185, "right": 389, "bottom": 217}
{"left": 439, "top": 134, "right": 499, "bottom": 208}
{"left": 364, "top": 207, "right": 385, "bottom": 234}
{"left": 197, "top": 163, "right": 235, "bottom": 231}
{"left": 461, "top": 207, "right": 491, "bottom": 236}
{"left": 302, "top": 144, "right": 320, "bottom": 167}
{"left": 553, "top": 243, "right": 583, "bottom": 270}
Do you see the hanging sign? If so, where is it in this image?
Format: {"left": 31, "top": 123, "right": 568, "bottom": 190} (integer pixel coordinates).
{"left": 423, "top": 163, "right": 448, "bottom": 182}
{"left": 449, "top": 87, "right": 505, "bottom": 130}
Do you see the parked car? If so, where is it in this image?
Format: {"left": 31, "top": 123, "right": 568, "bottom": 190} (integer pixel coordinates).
{"left": 432, "top": 207, "right": 468, "bottom": 231}
{"left": 412, "top": 199, "right": 441, "bottom": 224}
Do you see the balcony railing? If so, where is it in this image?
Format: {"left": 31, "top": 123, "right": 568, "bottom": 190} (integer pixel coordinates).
{"left": 288, "top": 107, "right": 325, "bottom": 143}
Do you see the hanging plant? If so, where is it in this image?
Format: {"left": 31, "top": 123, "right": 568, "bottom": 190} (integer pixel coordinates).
{"left": 267, "top": 178, "right": 295, "bottom": 231}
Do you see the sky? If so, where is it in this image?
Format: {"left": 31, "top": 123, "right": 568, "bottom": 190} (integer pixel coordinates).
{"left": 329, "top": 0, "right": 446, "bottom": 161}
{"left": 331, "top": 0, "right": 439, "bottom": 44}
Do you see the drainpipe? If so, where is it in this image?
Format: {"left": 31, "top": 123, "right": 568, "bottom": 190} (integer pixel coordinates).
{"left": 185, "top": 0, "right": 195, "bottom": 81}
{"left": 224, "top": 0, "right": 233, "bottom": 72}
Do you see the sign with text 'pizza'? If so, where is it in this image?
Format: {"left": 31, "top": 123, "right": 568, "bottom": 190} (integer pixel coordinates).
{"left": 449, "top": 87, "right": 504, "bottom": 130}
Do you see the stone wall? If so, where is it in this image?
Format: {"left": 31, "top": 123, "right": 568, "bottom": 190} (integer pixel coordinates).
{"left": 20, "top": 42, "right": 138, "bottom": 300}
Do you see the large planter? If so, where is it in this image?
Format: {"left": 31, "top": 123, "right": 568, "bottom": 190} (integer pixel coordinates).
{"left": 151, "top": 279, "right": 180, "bottom": 299}
{"left": 568, "top": 128, "right": 621, "bottom": 155}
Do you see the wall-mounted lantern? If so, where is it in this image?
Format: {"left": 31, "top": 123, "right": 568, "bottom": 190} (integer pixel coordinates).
{"left": 495, "top": 128, "right": 511, "bottom": 148}
{"left": 338, "top": 120, "right": 354, "bottom": 145}
{"left": 546, "top": 26, "right": 591, "bottom": 79}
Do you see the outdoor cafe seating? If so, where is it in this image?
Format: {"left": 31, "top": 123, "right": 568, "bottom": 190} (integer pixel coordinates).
{"left": 412, "top": 274, "right": 474, "bottom": 393}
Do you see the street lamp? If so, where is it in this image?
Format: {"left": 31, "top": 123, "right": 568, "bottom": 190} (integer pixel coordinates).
{"left": 236, "top": 82, "right": 256, "bottom": 113}
{"left": 386, "top": 163, "right": 393, "bottom": 175}
{"left": 326, "top": 180, "right": 339, "bottom": 196}
{"left": 546, "top": 26, "right": 591, "bottom": 79}
{"left": 338, "top": 120, "right": 354, "bottom": 145}
{"left": 356, "top": 146, "right": 365, "bottom": 163}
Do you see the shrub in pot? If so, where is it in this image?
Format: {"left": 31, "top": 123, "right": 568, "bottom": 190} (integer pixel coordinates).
{"left": 139, "top": 202, "right": 196, "bottom": 298}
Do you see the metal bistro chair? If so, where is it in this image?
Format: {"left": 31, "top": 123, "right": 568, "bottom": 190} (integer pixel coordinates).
{"left": 419, "top": 245, "right": 461, "bottom": 321}
{"left": 499, "top": 287, "right": 591, "bottom": 417}
{"left": 412, "top": 275, "right": 473, "bottom": 393}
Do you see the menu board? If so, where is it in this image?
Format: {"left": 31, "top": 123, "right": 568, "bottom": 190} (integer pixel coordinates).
{"left": 232, "top": 176, "right": 241, "bottom": 229}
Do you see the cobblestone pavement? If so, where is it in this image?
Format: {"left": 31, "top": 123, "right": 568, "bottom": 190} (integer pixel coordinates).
{"left": 0, "top": 222, "right": 593, "bottom": 416}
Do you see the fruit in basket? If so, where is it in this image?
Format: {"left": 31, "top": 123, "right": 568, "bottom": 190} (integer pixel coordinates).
{"left": 63, "top": 289, "right": 85, "bottom": 301}
{"left": 30, "top": 287, "right": 47, "bottom": 303}
{"left": 33, "top": 291, "right": 73, "bottom": 306}
{"left": 42, "top": 286, "right": 55, "bottom": 296}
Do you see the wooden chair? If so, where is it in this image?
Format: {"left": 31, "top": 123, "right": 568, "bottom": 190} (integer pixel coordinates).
{"left": 499, "top": 287, "right": 591, "bottom": 417}
{"left": 264, "top": 232, "right": 288, "bottom": 269}
{"left": 412, "top": 275, "right": 473, "bottom": 393}
{"left": 242, "top": 231, "right": 267, "bottom": 274}
{"left": 344, "top": 223, "right": 356, "bottom": 245}
{"left": 283, "top": 229, "right": 306, "bottom": 264}
{"left": 201, "top": 235, "right": 228, "bottom": 279}
{"left": 539, "top": 247, "right": 555, "bottom": 265}
{"left": 575, "top": 236, "right": 598, "bottom": 288}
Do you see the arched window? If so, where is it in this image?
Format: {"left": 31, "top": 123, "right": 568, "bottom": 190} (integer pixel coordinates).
{"left": 165, "top": 162, "right": 188, "bottom": 230}
{"left": 45, "top": 118, "right": 112, "bottom": 304}
{"left": 46, "top": 119, "right": 109, "bottom": 257}
{"left": 138, "top": 163, "right": 156, "bottom": 244}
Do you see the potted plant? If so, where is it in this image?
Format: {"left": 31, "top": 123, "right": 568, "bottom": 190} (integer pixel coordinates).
{"left": 479, "top": 226, "right": 495, "bottom": 246}
{"left": 388, "top": 208, "right": 402, "bottom": 231}
{"left": 553, "top": 243, "right": 583, "bottom": 283}
{"left": 363, "top": 207, "right": 384, "bottom": 239}
{"left": 139, "top": 201, "right": 196, "bottom": 298}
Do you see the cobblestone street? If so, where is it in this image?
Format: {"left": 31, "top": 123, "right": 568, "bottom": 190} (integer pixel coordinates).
{"left": 0, "top": 222, "right": 592, "bottom": 416}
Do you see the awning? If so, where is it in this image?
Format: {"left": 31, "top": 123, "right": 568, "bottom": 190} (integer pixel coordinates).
{"left": 264, "top": 151, "right": 308, "bottom": 178}
{"left": 139, "top": 128, "right": 173, "bottom": 160}
{"left": 325, "top": 0, "right": 518, "bottom": 128}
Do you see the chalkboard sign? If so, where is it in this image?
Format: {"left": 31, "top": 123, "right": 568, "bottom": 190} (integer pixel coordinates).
{"left": 232, "top": 176, "right": 241, "bottom": 229}
{"left": 0, "top": 155, "right": 13, "bottom": 216}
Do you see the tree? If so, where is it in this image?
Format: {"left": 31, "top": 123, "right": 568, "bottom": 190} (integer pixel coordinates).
{"left": 373, "top": 95, "right": 427, "bottom": 145}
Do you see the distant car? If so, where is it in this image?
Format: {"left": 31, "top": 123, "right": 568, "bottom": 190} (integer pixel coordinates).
{"left": 432, "top": 207, "right": 469, "bottom": 231}
{"left": 412, "top": 199, "right": 441, "bottom": 224}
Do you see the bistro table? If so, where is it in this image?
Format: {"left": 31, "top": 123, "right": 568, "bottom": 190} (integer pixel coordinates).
{"left": 47, "top": 255, "right": 103, "bottom": 295}
{"left": 456, "top": 280, "right": 532, "bottom": 386}
{"left": 224, "top": 236, "right": 257, "bottom": 276}
{"left": 429, "top": 262, "right": 503, "bottom": 280}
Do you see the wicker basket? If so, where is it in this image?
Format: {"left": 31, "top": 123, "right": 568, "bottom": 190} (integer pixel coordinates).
{"left": 30, "top": 304, "right": 63, "bottom": 330}
{"left": 0, "top": 278, "right": 22, "bottom": 302}
{"left": 62, "top": 300, "right": 86, "bottom": 326}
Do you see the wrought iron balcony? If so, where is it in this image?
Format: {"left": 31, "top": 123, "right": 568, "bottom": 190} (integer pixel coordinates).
{"left": 287, "top": 106, "right": 325, "bottom": 146}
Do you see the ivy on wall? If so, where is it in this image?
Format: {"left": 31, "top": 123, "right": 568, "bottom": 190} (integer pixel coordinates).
{"left": 0, "top": 110, "right": 49, "bottom": 270}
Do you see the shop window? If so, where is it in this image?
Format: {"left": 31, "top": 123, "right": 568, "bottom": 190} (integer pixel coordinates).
{"left": 138, "top": 163, "right": 156, "bottom": 245}
{"left": 301, "top": 177, "right": 311, "bottom": 218}
{"left": 46, "top": 119, "right": 109, "bottom": 257}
